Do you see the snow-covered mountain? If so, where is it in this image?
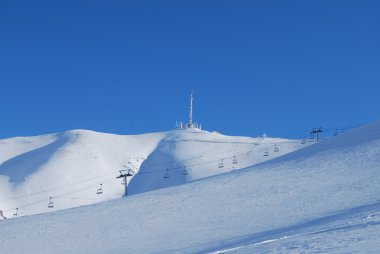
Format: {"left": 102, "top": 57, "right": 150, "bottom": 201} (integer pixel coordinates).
{"left": 0, "top": 130, "right": 165, "bottom": 216}
{"left": 129, "top": 129, "right": 307, "bottom": 195}
{"left": 0, "top": 120, "right": 379, "bottom": 253}
{"left": 0, "top": 128, "right": 306, "bottom": 217}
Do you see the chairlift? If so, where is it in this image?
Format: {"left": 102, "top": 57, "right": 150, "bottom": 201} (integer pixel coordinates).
{"left": 96, "top": 184, "right": 103, "bottom": 194}
{"left": 264, "top": 149, "right": 269, "bottom": 156}
{"left": 48, "top": 197, "right": 54, "bottom": 209}
{"left": 334, "top": 129, "right": 339, "bottom": 136}
{"left": 218, "top": 159, "right": 224, "bottom": 168}
{"left": 301, "top": 138, "right": 306, "bottom": 144}
{"left": 232, "top": 156, "right": 238, "bottom": 165}
{"left": 163, "top": 169, "right": 170, "bottom": 179}
{"left": 274, "top": 144, "right": 279, "bottom": 153}
{"left": 120, "top": 169, "right": 133, "bottom": 177}
{"left": 13, "top": 208, "right": 18, "bottom": 217}
{"left": 182, "top": 166, "right": 188, "bottom": 175}
{"left": 118, "top": 169, "right": 133, "bottom": 185}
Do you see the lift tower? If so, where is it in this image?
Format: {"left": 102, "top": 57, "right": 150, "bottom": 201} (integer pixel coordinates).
{"left": 310, "top": 127, "right": 323, "bottom": 142}
{"left": 117, "top": 169, "right": 134, "bottom": 197}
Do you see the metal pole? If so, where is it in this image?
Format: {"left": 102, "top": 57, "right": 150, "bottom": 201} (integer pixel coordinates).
{"left": 117, "top": 169, "right": 134, "bottom": 197}
{"left": 124, "top": 175, "right": 128, "bottom": 196}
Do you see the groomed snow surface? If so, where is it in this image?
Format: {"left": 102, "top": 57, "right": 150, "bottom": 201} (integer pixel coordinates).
{"left": 0, "top": 121, "right": 380, "bottom": 253}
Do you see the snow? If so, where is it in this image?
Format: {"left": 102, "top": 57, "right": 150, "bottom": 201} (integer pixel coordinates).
{"left": 0, "top": 128, "right": 304, "bottom": 217}
{"left": 0, "top": 120, "right": 379, "bottom": 253}
{"left": 0, "top": 130, "right": 166, "bottom": 216}
{"left": 129, "top": 128, "right": 307, "bottom": 195}
{"left": 216, "top": 202, "right": 380, "bottom": 253}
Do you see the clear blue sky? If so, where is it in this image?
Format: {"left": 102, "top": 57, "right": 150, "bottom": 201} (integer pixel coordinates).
{"left": 0, "top": 0, "right": 379, "bottom": 139}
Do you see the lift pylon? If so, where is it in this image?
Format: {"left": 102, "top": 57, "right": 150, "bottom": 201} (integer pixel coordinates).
{"left": 117, "top": 169, "right": 134, "bottom": 197}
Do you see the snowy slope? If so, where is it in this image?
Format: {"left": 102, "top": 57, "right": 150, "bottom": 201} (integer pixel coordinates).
{"left": 213, "top": 202, "right": 380, "bottom": 253}
{"left": 0, "top": 130, "right": 166, "bottom": 217}
{"left": 129, "top": 128, "right": 307, "bottom": 194}
{"left": 0, "top": 129, "right": 304, "bottom": 218}
{"left": 0, "top": 120, "right": 379, "bottom": 253}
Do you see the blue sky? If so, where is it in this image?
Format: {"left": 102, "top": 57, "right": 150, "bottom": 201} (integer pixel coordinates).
{"left": 0, "top": 0, "right": 379, "bottom": 139}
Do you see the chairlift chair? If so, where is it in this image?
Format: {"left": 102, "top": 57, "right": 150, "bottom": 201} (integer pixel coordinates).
{"left": 301, "top": 138, "right": 306, "bottom": 144}
{"left": 218, "top": 159, "right": 224, "bottom": 168}
{"left": 48, "top": 197, "right": 54, "bottom": 209}
{"left": 96, "top": 184, "right": 103, "bottom": 194}
{"left": 163, "top": 169, "right": 170, "bottom": 179}
{"left": 182, "top": 166, "right": 188, "bottom": 175}
{"left": 13, "top": 208, "right": 18, "bottom": 217}
{"left": 264, "top": 149, "right": 269, "bottom": 156}
{"left": 232, "top": 156, "right": 238, "bottom": 165}
{"left": 274, "top": 145, "right": 279, "bottom": 153}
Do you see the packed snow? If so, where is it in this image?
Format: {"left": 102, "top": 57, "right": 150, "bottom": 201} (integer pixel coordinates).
{"left": 0, "top": 120, "right": 379, "bottom": 253}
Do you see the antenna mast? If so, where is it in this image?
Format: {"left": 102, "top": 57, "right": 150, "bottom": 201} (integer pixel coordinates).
{"left": 187, "top": 91, "right": 193, "bottom": 128}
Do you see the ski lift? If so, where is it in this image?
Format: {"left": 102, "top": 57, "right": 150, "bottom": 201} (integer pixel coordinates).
{"left": 334, "top": 129, "right": 339, "bottom": 136}
{"left": 118, "top": 169, "right": 133, "bottom": 185}
{"left": 301, "top": 138, "right": 306, "bottom": 144}
{"left": 232, "top": 156, "right": 238, "bottom": 165}
{"left": 218, "top": 159, "right": 224, "bottom": 168}
{"left": 232, "top": 156, "right": 238, "bottom": 171}
{"left": 264, "top": 149, "right": 269, "bottom": 156}
{"left": 163, "top": 169, "right": 170, "bottom": 179}
{"left": 96, "top": 184, "right": 103, "bottom": 194}
{"left": 13, "top": 208, "right": 18, "bottom": 217}
{"left": 273, "top": 144, "right": 279, "bottom": 153}
{"left": 48, "top": 197, "right": 54, "bottom": 209}
{"left": 182, "top": 166, "right": 188, "bottom": 175}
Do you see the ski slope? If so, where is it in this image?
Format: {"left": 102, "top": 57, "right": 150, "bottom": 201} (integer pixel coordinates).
{"left": 212, "top": 202, "right": 380, "bottom": 253}
{"left": 0, "top": 128, "right": 305, "bottom": 218}
{"left": 0, "top": 130, "right": 166, "bottom": 217}
{"left": 129, "top": 129, "right": 306, "bottom": 195}
{"left": 0, "top": 120, "right": 379, "bottom": 253}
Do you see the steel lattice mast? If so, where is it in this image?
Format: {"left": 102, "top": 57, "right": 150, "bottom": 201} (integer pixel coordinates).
{"left": 187, "top": 91, "right": 193, "bottom": 128}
